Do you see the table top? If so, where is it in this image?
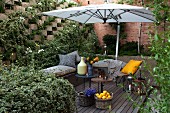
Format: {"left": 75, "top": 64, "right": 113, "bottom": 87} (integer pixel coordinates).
{"left": 75, "top": 73, "right": 98, "bottom": 78}
{"left": 91, "top": 77, "right": 113, "bottom": 82}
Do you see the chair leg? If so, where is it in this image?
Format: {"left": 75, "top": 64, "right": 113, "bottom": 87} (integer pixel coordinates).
{"left": 115, "top": 76, "right": 118, "bottom": 86}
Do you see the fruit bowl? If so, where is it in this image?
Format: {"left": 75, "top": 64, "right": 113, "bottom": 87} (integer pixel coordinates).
{"left": 94, "top": 91, "right": 113, "bottom": 109}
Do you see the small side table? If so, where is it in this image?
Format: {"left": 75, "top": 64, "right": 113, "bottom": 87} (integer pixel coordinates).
{"left": 75, "top": 74, "right": 98, "bottom": 89}
{"left": 91, "top": 77, "right": 113, "bottom": 93}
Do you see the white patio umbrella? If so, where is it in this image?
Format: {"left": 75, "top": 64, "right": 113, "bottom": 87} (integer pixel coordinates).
{"left": 42, "top": 3, "right": 155, "bottom": 59}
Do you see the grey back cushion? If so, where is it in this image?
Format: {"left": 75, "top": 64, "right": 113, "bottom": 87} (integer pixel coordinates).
{"left": 67, "top": 50, "right": 81, "bottom": 63}
{"left": 59, "top": 54, "right": 76, "bottom": 68}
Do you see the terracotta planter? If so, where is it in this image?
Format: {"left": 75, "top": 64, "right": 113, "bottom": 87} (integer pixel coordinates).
{"left": 42, "top": 30, "right": 47, "bottom": 36}
{"left": 55, "top": 18, "right": 61, "bottom": 23}
{"left": 63, "top": 2, "right": 68, "bottom": 7}
{"left": 53, "top": 30, "right": 58, "bottom": 34}
{"left": 22, "top": 2, "right": 30, "bottom": 8}
{"left": 24, "top": 18, "right": 29, "bottom": 25}
{"left": 5, "top": 0, "right": 13, "bottom": 4}
{"left": 29, "top": 0, "right": 36, "bottom": 5}
{"left": 14, "top": 6, "right": 25, "bottom": 12}
{"left": 57, "top": 27, "right": 63, "bottom": 30}
{"left": 29, "top": 24, "right": 38, "bottom": 30}
{"left": 0, "top": 13, "right": 8, "bottom": 20}
{"left": 38, "top": 20, "right": 43, "bottom": 25}
{"left": 34, "top": 35, "right": 41, "bottom": 41}
{"left": 5, "top": 9, "right": 14, "bottom": 14}
{"left": 46, "top": 26, "right": 52, "bottom": 31}
{"left": 56, "top": 7, "right": 62, "bottom": 10}
{"left": 52, "top": 22, "right": 57, "bottom": 27}
{"left": 47, "top": 35, "right": 54, "bottom": 40}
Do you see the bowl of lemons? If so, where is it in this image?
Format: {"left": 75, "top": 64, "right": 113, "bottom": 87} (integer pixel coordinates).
{"left": 95, "top": 90, "right": 113, "bottom": 109}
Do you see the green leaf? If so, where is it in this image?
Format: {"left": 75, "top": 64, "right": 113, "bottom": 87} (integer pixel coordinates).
{"left": 154, "top": 34, "right": 159, "bottom": 41}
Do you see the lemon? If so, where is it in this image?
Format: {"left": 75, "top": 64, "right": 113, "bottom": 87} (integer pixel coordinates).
{"left": 102, "top": 96, "right": 106, "bottom": 99}
{"left": 100, "top": 93, "right": 104, "bottom": 97}
{"left": 103, "top": 90, "right": 107, "bottom": 94}
{"left": 107, "top": 95, "right": 111, "bottom": 99}
{"left": 98, "top": 95, "right": 102, "bottom": 99}
{"left": 95, "top": 93, "right": 99, "bottom": 97}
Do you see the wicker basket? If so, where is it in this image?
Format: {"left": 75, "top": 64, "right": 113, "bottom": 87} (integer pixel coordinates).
{"left": 95, "top": 93, "right": 113, "bottom": 109}
{"left": 77, "top": 92, "right": 95, "bottom": 107}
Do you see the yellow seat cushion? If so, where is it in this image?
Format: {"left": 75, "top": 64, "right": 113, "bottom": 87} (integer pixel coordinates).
{"left": 121, "top": 60, "right": 142, "bottom": 75}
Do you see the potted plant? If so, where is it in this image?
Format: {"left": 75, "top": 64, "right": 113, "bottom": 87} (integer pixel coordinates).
{"left": 78, "top": 88, "right": 96, "bottom": 106}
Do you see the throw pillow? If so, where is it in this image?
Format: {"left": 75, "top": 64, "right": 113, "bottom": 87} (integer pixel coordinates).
{"left": 121, "top": 60, "right": 142, "bottom": 74}
{"left": 67, "top": 50, "right": 81, "bottom": 62}
{"left": 59, "top": 54, "right": 76, "bottom": 68}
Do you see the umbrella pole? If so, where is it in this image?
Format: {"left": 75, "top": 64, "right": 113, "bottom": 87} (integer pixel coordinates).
{"left": 138, "top": 23, "right": 142, "bottom": 54}
{"left": 115, "top": 22, "right": 120, "bottom": 60}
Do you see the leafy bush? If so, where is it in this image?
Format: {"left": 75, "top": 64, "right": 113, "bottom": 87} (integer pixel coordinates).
{"left": 0, "top": 65, "right": 76, "bottom": 113}
{"left": 55, "top": 21, "right": 99, "bottom": 54}
{"left": 103, "top": 34, "right": 117, "bottom": 55}
{"left": 119, "top": 41, "right": 143, "bottom": 56}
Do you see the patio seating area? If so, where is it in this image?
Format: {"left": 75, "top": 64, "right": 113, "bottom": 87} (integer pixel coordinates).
{"left": 73, "top": 56, "right": 156, "bottom": 113}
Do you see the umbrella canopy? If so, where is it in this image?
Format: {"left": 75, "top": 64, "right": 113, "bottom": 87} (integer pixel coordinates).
{"left": 42, "top": 3, "right": 155, "bottom": 59}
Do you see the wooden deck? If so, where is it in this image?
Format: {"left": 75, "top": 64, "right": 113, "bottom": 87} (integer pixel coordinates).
{"left": 74, "top": 77, "right": 150, "bottom": 113}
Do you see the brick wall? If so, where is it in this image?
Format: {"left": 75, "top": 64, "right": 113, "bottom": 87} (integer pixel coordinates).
{"left": 73, "top": 0, "right": 154, "bottom": 48}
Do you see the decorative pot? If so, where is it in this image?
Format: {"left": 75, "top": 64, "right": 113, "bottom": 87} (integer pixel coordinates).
{"left": 77, "top": 57, "right": 87, "bottom": 75}
{"left": 87, "top": 63, "right": 93, "bottom": 76}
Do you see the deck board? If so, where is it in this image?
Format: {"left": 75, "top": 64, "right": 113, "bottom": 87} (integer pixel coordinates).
{"left": 74, "top": 79, "right": 149, "bottom": 113}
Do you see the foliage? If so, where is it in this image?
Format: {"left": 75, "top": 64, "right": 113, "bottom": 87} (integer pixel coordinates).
{"left": 0, "top": 0, "right": 5, "bottom": 13}
{"left": 139, "top": 0, "right": 170, "bottom": 113}
{"left": 0, "top": 64, "right": 76, "bottom": 113}
{"left": 142, "top": 31, "right": 170, "bottom": 113}
{"left": 55, "top": 21, "right": 99, "bottom": 54}
{"left": 34, "top": 0, "right": 59, "bottom": 12}
{"left": 103, "top": 34, "right": 117, "bottom": 55}
{"left": 119, "top": 41, "right": 143, "bottom": 56}
{"left": 0, "top": 11, "right": 32, "bottom": 61}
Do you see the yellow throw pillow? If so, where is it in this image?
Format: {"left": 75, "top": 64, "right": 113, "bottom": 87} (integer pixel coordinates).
{"left": 121, "top": 60, "right": 142, "bottom": 74}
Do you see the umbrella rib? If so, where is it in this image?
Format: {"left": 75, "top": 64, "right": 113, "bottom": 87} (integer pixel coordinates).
{"left": 108, "top": 9, "right": 127, "bottom": 21}
{"left": 107, "top": 9, "right": 115, "bottom": 19}
{"left": 129, "top": 11, "right": 155, "bottom": 21}
{"left": 88, "top": 9, "right": 104, "bottom": 19}
{"left": 84, "top": 10, "right": 103, "bottom": 23}
{"left": 96, "top": 9, "right": 106, "bottom": 19}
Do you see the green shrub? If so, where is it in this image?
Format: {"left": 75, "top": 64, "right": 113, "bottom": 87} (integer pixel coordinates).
{"left": 119, "top": 41, "right": 143, "bottom": 56}
{"left": 55, "top": 21, "right": 99, "bottom": 54}
{"left": 0, "top": 65, "right": 76, "bottom": 113}
{"left": 103, "top": 34, "right": 117, "bottom": 55}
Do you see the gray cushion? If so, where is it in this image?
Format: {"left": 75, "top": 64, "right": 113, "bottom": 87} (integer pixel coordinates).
{"left": 67, "top": 50, "right": 81, "bottom": 62}
{"left": 59, "top": 54, "right": 76, "bottom": 68}
{"left": 42, "top": 65, "right": 76, "bottom": 77}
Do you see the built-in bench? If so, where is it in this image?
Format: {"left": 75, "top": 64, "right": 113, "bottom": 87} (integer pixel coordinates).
{"left": 41, "top": 51, "right": 84, "bottom": 86}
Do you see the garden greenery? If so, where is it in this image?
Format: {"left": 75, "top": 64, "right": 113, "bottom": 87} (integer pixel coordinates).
{"left": 140, "top": 0, "right": 170, "bottom": 112}
{"left": 0, "top": 64, "right": 76, "bottom": 113}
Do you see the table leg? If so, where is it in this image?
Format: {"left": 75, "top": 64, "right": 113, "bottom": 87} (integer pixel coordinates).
{"left": 98, "top": 82, "right": 100, "bottom": 92}
{"left": 89, "top": 78, "right": 91, "bottom": 88}
{"left": 101, "top": 82, "right": 104, "bottom": 93}
{"left": 84, "top": 78, "right": 85, "bottom": 89}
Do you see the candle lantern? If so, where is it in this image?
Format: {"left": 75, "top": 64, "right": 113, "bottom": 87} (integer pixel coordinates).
{"left": 133, "top": 78, "right": 146, "bottom": 95}
{"left": 127, "top": 76, "right": 133, "bottom": 92}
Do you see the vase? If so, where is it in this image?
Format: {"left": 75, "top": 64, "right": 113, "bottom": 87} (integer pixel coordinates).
{"left": 87, "top": 63, "right": 93, "bottom": 76}
{"left": 77, "top": 57, "right": 87, "bottom": 75}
